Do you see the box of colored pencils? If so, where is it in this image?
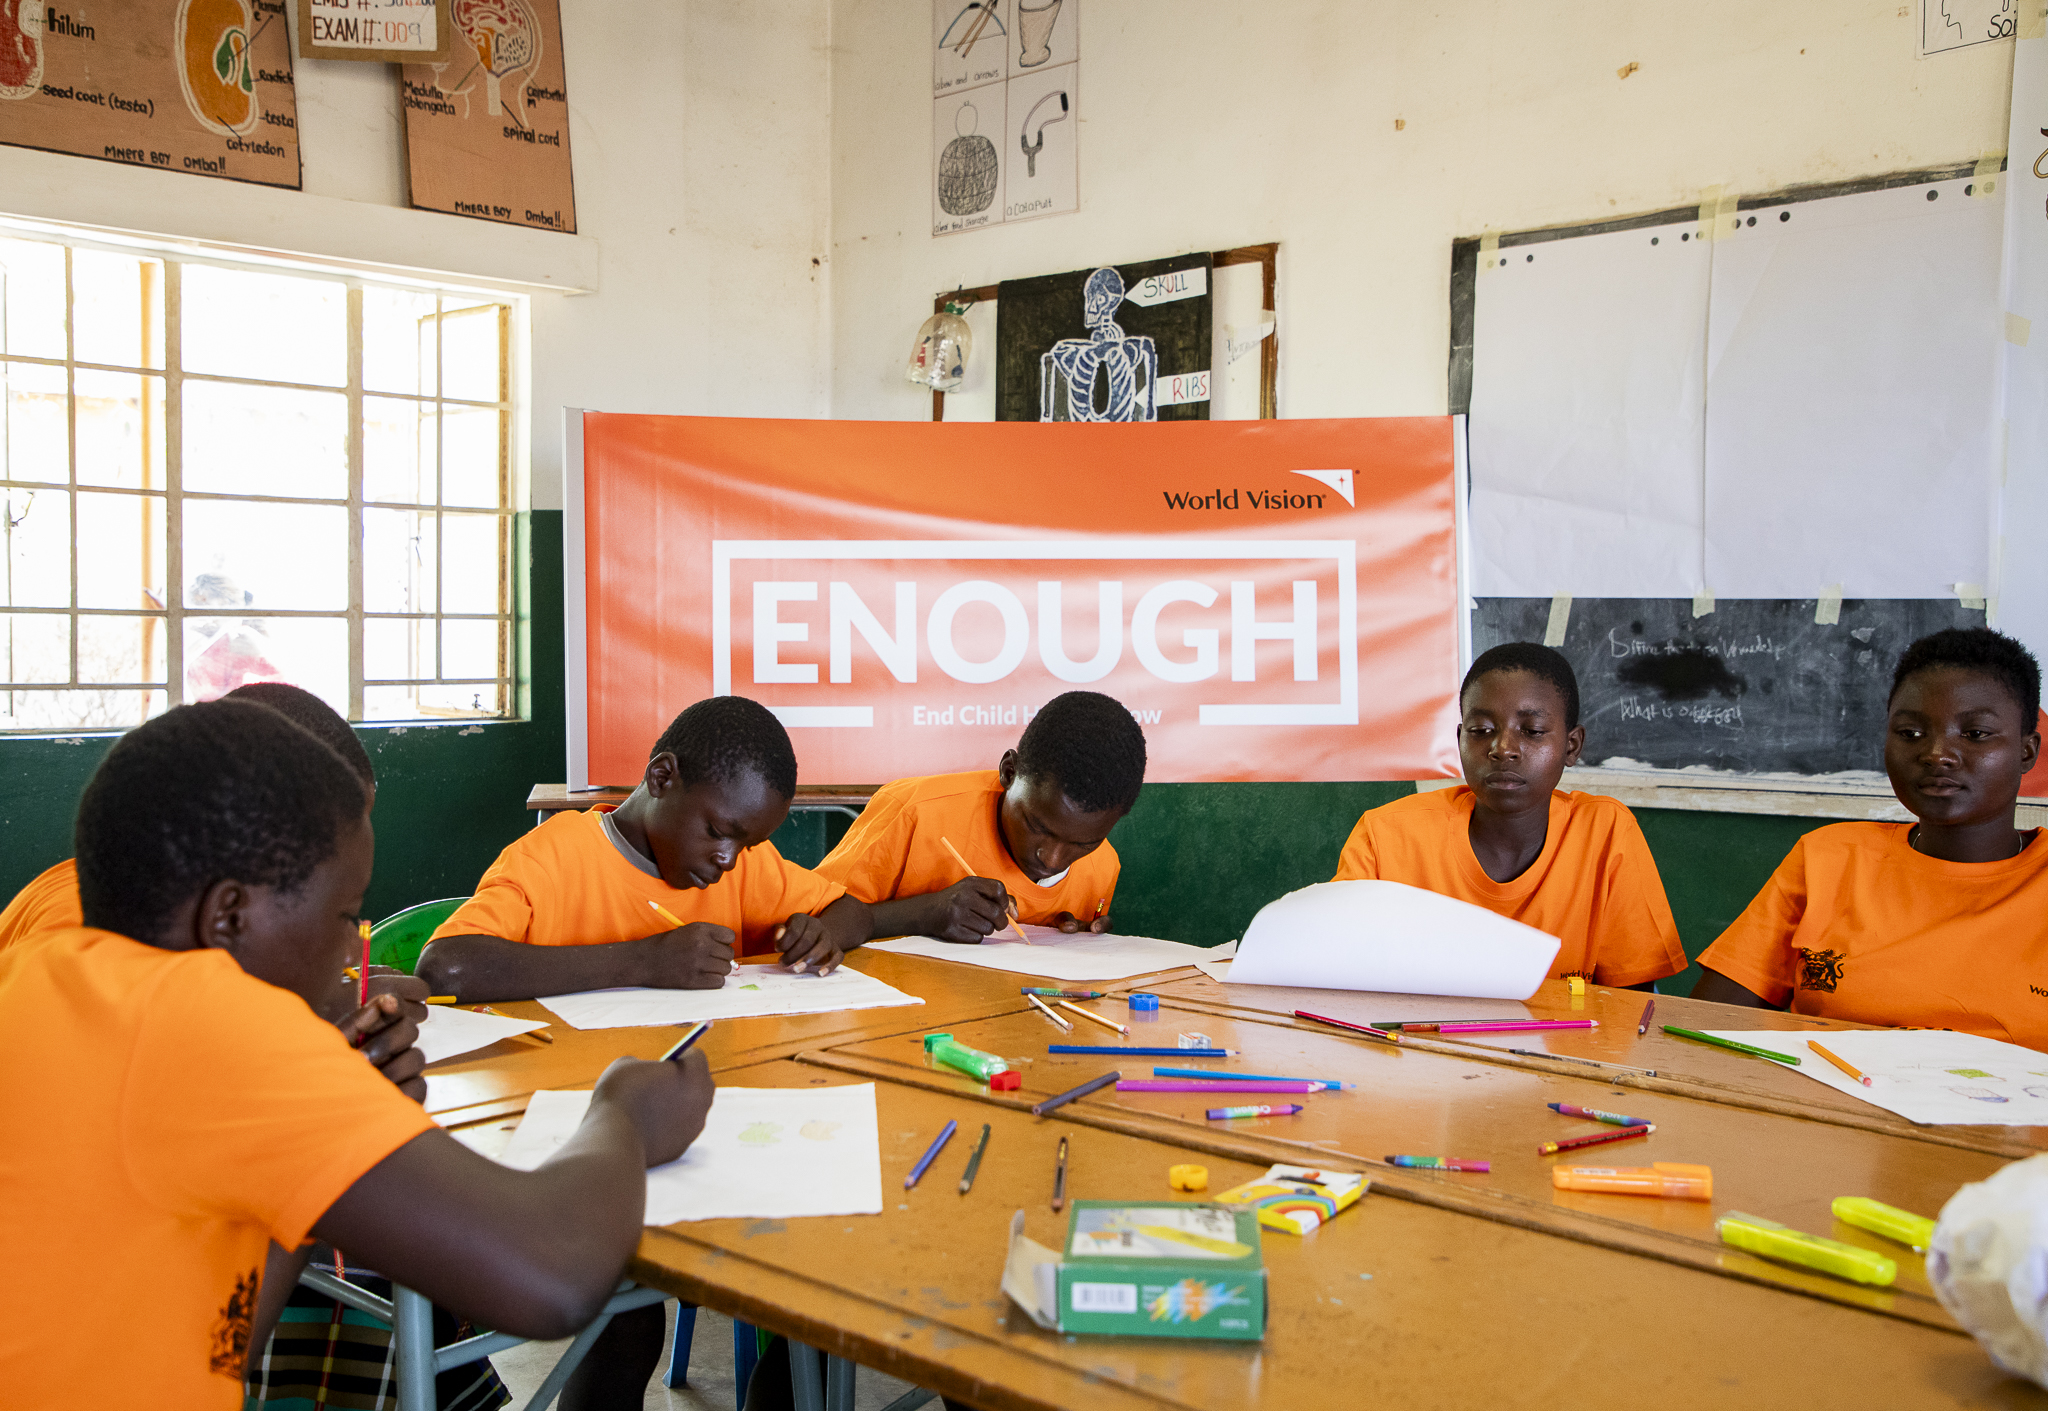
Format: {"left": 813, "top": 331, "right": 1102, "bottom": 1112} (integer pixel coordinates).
{"left": 1213, "top": 1163, "right": 1368, "bottom": 1236}
{"left": 998, "top": 1203, "right": 1266, "bottom": 1341}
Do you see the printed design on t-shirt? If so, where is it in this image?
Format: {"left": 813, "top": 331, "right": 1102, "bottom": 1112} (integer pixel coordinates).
{"left": 1794, "top": 947, "right": 1847, "bottom": 994}
{"left": 208, "top": 1266, "right": 260, "bottom": 1375}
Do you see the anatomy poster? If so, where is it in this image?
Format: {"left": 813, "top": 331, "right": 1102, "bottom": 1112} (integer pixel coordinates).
{"left": 932, "top": 0, "right": 1077, "bottom": 235}
{"left": 0, "top": 0, "right": 302, "bottom": 188}
{"left": 401, "top": 0, "right": 575, "bottom": 232}
{"left": 995, "top": 254, "right": 1213, "bottom": 422}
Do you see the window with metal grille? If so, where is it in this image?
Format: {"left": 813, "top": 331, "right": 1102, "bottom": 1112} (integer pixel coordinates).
{"left": 0, "top": 232, "right": 516, "bottom": 732}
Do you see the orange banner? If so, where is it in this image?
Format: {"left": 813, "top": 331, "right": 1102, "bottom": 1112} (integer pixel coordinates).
{"left": 572, "top": 414, "right": 1462, "bottom": 786}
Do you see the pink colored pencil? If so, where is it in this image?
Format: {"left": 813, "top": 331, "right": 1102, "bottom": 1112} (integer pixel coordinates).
{"left": 1426, "top": 1020, "right": 1599, "bottom": 1035}
{"left": 1115, "top": 1080, "right": 1324, "bottom": 1093}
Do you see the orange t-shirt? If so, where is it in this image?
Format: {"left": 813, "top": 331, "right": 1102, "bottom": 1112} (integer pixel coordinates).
{"left": 1331, "top": 787, "right": 1686, "bottom": 987}
{"left": 432, "top": 806, "right": 847, "bottom": 959}
{"left": 815, "top": 770, "right": 1120, "bottom": 929}
{"left": 1697, "top": 822, "right": 2048, "bottom": 1048}
{"left": 0, "top": 926, "right": 435, "bottom": 1409}
{"left": 0, "top": 857, "right": 82, "bottom": 953}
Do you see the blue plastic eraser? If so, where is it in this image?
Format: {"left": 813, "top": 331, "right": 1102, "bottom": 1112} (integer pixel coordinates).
{"left": 1129, "top": 993, "right": 1160, "bottom": 1012}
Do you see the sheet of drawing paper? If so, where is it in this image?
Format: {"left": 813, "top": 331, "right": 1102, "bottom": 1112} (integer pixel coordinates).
{"left": 414, "top": 1004, "right": 549, "bottom": 1064}
{"left": 1702, "top": 1029, "right": 2048, "bottom": 1126}
{"left": 1468, "top": 222, "right": 1710, "bottom": 597}
{"left": 1226, "top": 881, "right": 1560, "bottom": 1000}
{"left": 2000, "top": 33, "right": 2048, "bottom": 670}
{"left": 499, "top": 1085, "right": 885, "bottom": 1222}
{"left": 864, "top": 926, "right": 1216, "bottom": 981}
{"left": 538, "top": 964, "right": 923, "bottom": 1031}
{"left": 1704, "top": 176, "right": 2001, "bottom": 598}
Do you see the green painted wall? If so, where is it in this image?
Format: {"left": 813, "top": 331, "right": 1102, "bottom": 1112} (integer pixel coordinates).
{"left": 0, "top": 508, "right": 1819, "bottom": 992}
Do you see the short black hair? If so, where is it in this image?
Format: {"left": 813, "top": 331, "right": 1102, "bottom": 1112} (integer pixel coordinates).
{"left": 1890, "top": 627, "right": 2042, "bottom": 727}
{"left": 1014, "top": 691, "right": 1148, "bottom": 815}
{"left": 75, "top": 701, "right": 369, "bottom": 946}
{"left": 225, "top": 682, "right": 376, "bottom": 789}
{"left": 651, "top": 696, "right": 798, "bottom": 799}
{"left": 1461, "top": 642, "right": 1581, "bottom": 730}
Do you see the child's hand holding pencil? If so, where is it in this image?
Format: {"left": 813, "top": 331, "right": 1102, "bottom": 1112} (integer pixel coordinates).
{"left": 337, "top": 994, "right": 427, "bottom": 1104}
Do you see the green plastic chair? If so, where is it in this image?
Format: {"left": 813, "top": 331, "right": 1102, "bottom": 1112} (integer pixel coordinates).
{"left": 368, "top": 897, "right": 467, "bottom": 975}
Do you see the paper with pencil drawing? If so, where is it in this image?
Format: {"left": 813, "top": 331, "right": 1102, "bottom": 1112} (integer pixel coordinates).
{"left": 865, "top": 928, "right": 1227, "bottom": 982}
{"left": 1700, "top": 1029, "right": 2048, "bottom": 1126}
{"left": 1226, "top": 881, "right": 1560, "bottom": 1000}
{"left": 414, "top": 1005, "right": 550, "bottom": 1065}
{"left": 498, "top": 1084, "right": 884, "bottom": 1223}
{"left": 538, "top": 964, "right": 922, "bottom": 1031}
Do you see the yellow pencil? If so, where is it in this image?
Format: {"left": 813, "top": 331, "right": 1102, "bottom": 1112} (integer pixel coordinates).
{"left": 425, "top": 996, "right": 461, "bottom": 1005}
{"left": 473, "top": 1003, "right": 554, "bottom": 1044}
{"left": 1808, "top": 1039, "right": 1872, "bottom": 1086}
{"left": 940, "top": 836, "right": 1032, "bottom": 945}
{"left": 1057, "top": 999, "right": 1127, "bottom": 1037}
{"left": 647, "top": 898, "right": 687, "bottom": 929}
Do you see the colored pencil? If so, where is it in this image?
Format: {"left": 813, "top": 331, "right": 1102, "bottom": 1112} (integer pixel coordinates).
{"left": 959, "top": 1123, "right": 991, "bottom": 1194}
{"left": 660, "top": 1020, "right": 713, "bottom": 1062}
{"left": 1662, "top": 1025, "right": 1802, "bottom": 1066}
{"left": 941, "top": 835, "right": 1031, "bottom": 944}
{"left": 1539, "top": 1124, "right": 1654, "bottom": 1156}
{"left": 1058, "top": 1000, "right": 1128, "bottom": 1036}
{"left": 1031, "top": 1070, "right": 1120, "bottom": 1116}
{"left": 1638, "top": 997, "right": 1656, "bottom": 1035}
{"left": 1510, "top": 1048, "right": 1658, "bottom": 1076}
{"left": 358, "top": 921, "right": 371, "bottom": 1008}
{"left": 1385, "top": 1156, "right": 1490, "bottom": 1172}
{"left": 1207, "top": 1104, "right": 1303, "bottom": 1120}
{"left": 1052, "top": 1135, "right": 1068, "bottom": 1211}
{"left": 1023, "top": 988, "right": 1105, "bottom": 999}
{"left": 1808, "top": 1039, "right": 1872, "bottom": 1086}
{"left": 1422, "top": 1020, "right": 1598, "bottom": 1034}
{"left": 472, "top": 1004, "right": 554, "bottom": 1043}
{"left": 425, "top": 996, "right": 461, "bottom": 1005}
{"left": 1050, "top": 1045, "right": 1236, "bottom": 1057}
{"left": 1152, "top": 1066, "right": 1349, "bottom": 1088}
{"left": 1026, "top": 993, "right": 1073, "bottom": 1030}
{"left": 905, "top": 1119, "right": 958, "bottom": 1189}
{"left": 1548, "top": 1102, "right": 1649, "bottom": 1128}
{"left": 1093, "top": 897, "right": 1107, "bottom": 921}
{"left": 1117, "top": 1080, "right": 1322, "bottom": 1093}
{"left": 1294, "top": 1010, "right": 1403, "bottom": 1044}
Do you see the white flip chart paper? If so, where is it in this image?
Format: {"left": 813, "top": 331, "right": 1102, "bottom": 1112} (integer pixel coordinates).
{"left": 538, "top": 964, "right": 923, "bottom": 1031}
{"left": 864, "top": 927, "right": 1223, "bottom": 982}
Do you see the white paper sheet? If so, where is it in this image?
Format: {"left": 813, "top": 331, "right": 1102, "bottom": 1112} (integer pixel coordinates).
{"left": 1469, "top": 219, "right": 1710, "bottom": 597}
{"left": 499, "top": 1084, "right": 885, "bottom": 1223}
{"left": 1704, "top": 178, "right": 2001, "bottom": 597}
{"left": 863, "top": 925, "right": 1218, "bottom": 981}
{"left": 2000, "top": 36, "right": 2048, "bottom": 670}
{"left": 538, "top": 964, "right": 923, "bottom": 1031}
{"left": 1702, "top": 1028, "right": 2048, "bottom": 1126}
{"left": 1226, "top": 881, "right": 1560, "bottom": 1000}
{"left": 414, "top": 1005, "right": 550, "bottom": 1065}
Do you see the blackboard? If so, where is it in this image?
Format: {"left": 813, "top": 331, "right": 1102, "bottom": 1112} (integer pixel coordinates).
{"left": 994, "top": 253, "right": 1212, "bottom": 422}
{"left": 1472, "top": 597, "right": 1991, "bottom": 775}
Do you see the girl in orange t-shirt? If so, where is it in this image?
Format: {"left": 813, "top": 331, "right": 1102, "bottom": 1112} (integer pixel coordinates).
{"left": 1696, "top": 628, "right": 2048, "bottom": 1047}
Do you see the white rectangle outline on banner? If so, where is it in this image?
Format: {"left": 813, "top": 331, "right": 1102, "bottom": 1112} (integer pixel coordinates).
{"left": 564, "top": 409, "right": 590, "bottom": 791}
{"left": 709, "top": 540, "right": 1358, "bottom": 728}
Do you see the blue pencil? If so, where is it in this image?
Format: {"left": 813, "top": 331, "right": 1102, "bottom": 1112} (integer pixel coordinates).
{"left": 1152, "top": 1066, "right": 1351, "bottom": 1089}
{"left": 904, "top": 1119, "right": 957, "bottom": 1190}
{"left": 1048, "top": 1046, "right": 1237, "bottom": 1058}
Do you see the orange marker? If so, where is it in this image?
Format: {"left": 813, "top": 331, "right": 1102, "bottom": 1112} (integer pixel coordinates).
{"left": 1552, "top": 1163, "right": 1713, "bottom": 1200}
{"left": 940, "top": 835, "right": 1031, "bottom": 944}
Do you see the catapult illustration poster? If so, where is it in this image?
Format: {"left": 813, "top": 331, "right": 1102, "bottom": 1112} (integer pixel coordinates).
{"left": 401, "top": 0, "right": 575, "bottom": 232}
{"left": 996, "top": 254, "right": 1213, "bottom": 422}
{"left": 932, "top": 0, "right": 1076, "bottom": 235}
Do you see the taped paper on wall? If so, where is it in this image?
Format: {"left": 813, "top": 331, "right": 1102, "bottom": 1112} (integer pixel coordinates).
{"left": 1975, "top": 151, "right": 2007, "bottom": 199}
{"left": 1957, "top": 582, "right": 1989, "bottom": 610}
{"left": 1699, "top": 185, "right": 1740, "bottom": 242}
{"left": 1543, "top": 594, "right": 1572, "bottom": 646}
{"left": 1815, "top": 585, "right": 1844, "bottom": 626}
{"left": 2011, "top": 313, "right": 2033, "bottom": 347}
{"left": 1478, "top": 229, "right": 1501, "bottom": 274}
{"left": 1692, "top": 588, "right": 1716, "bottom": 618}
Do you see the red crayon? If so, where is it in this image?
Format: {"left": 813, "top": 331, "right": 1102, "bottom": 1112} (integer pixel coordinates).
{"left": 1539, "top": 1124, "right": 1654, "bottom": 1157}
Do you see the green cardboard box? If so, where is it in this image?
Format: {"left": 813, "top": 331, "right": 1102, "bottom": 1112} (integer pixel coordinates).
{"left": 999, "top": 1202, "right": 1267, "bottom": 1340}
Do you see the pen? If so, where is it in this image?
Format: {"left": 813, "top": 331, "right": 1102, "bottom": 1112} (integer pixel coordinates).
{"left": 1808, "top": 1040, "right": 1871, "bottom": 1086}
{"left": 1057, "top": 1000, "right": 1128, "bottom": 1037}
{"left": 1032, "top": 1070, "right": 1120, "bottom": 1116}
{"left": 1539, "top": 1124, "right": 1654, "bottom": 1156}
{"left": 941, "top": 836, "right": 1031, "bottom": 944}
{"left": 472, "top": 1004, "right": 554, "bottom": 1043}
{"left": 1548, "top": 1102, "right": 1650, "bottom": 1128}
{"left": 1052, "top": 1135, "right": 1068, "bottom": 1211}
{"left": 1026, "top": 993, "right": 1073, "bottom": 1030}
{"left": 959, "top": 1123, "right": 991, "bottom": 1194}
{"left": 1386, "top": 1156, "right": 1490, "bottom": 1172}
{"left": 660, "top": 1020, "right": 713, "bottom": 1061}
{"left": 1050, "top": 1045, "right": 1237, "bottom": 1057}
{"left": 1294, "top": 1010, "right": 1403, "bottom": 1044}
{"left": 1638, "top": 997, "right": 1656, "bottom": 1036}
{"left": 1207, "top": 1104, "right": 1303, "bottom": 1120}
{"left": 1662, "top": 1025, "right": 1801, "bottom": 1066}
{"left": 1023, "top": 988, "right": 1105, "bottom": 999}
{"left": 1510, "top": 1049, "right": 1657, "bottom": 1076}
{"left": 905, "top": 1119, "right": 958, "bottom": 1189}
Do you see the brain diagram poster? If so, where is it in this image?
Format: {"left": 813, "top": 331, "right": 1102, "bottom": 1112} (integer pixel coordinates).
{"left": 931, "top": 0, "right": 1077, "bottom": 236}
{"left": 0, "top": 0, "right": 301, "bottom": 188}
{"left": 401, "top": 0, "right": 575, "bottom": 233}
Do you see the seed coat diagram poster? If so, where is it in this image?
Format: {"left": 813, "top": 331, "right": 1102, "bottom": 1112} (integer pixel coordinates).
{"left": 401, "top": 0, "right": 575, "bottom": 232}
{"left": 931, "top": 0, "right": 1076, "bottom": 236}
{"left": 0, "top": 0, "right": 302, "bottom": 188}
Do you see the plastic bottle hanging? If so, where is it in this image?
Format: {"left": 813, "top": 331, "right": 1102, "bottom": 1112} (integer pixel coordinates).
{"left": 906, "top": 302, "right": 973, "bottom": 392}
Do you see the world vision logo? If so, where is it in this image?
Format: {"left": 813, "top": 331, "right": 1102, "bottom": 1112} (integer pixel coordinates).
{"left": 1795, "top": 947, "right": 1847, "bottom": 994}
{"left": 1162, "top": 469, "right": 1355, "bottom": 512}
{"left": 2030, "top": 984, "right": 2048, "bottom": 998}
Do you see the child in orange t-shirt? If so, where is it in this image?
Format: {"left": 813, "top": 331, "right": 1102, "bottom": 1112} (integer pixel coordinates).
{"left": 817, "top": 690, "right": 1148, "bottom": 942}
{"left": 0, "top": 699, "right": 711, "bottom": 1410}
{"left": 1332, "top": 642, "right": 1685, "bottom": 989}
{"left": 1696, "top": 628, "right": 2048, "bottom": 1047}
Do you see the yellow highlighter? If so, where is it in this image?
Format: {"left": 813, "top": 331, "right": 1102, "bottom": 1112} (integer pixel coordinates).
{"left": 1832, "top": 1196, "right": 1936, "bottom": 1253}
{"left": 1717, "top": 1211, "right": 1897, "bottom": 1287}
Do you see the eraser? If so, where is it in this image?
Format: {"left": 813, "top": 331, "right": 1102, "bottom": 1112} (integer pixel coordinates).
{"left": 1178, "top": 1033, "right": 1212, "bottom": 1049}
{"left": 1169, "top": 1164, "right": 1209, "bottom": 1192}
{"left": 1567, "top": 976, "right": 1586, "bottom": 995}
{"left": 988, "top": 1070, "right": 1021, "bottom": 1091}
{"left": 1129, "top": 993, "right": 1159, "bottom": 1012}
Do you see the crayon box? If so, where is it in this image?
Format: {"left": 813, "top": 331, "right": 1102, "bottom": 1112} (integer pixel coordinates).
{"left": 999, "top": 1202, "right": 1266, "bottom": 1340}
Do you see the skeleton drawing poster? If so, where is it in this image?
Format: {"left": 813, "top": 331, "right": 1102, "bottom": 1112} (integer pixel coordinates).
{"left": 931, "top": 0, "right": 1076, "bottom": 235}
{"left": 401, "top": 0, "right": 575, "bottom": 233}
{"left": 996, "top": 254, "right": 1213, "bottom": 422}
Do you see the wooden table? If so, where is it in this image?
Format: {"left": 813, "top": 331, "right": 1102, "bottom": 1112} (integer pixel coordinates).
{"left": 524, "top": 784, "right": 879, "bottom": 818}
{"left": 427, "top": 956, "right": 2048, "bottom": 1409}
